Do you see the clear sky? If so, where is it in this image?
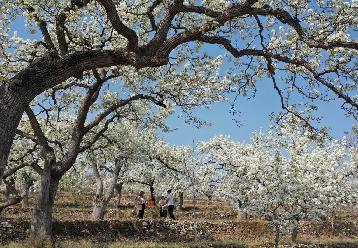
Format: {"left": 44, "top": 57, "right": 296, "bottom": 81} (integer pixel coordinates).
{"left": 11, "top": 15, "right": 357, "bottom": 147}
{"left": 161, "top": 77, "right": 357, "bottom": 146}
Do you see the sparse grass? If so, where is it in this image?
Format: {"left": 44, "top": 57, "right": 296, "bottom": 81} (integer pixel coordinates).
{"left": 1, "top": 240, "right": 247, "bottom": 248}
{"left": 298, "top": 236, "right": 358, "bottom": 247}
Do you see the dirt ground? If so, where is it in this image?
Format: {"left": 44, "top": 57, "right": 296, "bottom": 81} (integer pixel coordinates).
{"left": 1, "top": 191, "right": 358, "bottom": 247}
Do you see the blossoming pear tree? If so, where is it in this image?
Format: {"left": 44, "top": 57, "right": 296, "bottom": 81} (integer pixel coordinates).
{"left": 5, "top": 47, "right": 232, "bottom": 237}
{"left": 199, "top": 116, "right": 358, "bottom": 247}
{"left": 1, "top": 0, "right": 357, "bottom": 190}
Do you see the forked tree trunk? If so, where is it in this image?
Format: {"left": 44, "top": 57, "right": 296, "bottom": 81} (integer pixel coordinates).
{"left": 30, "top": 167, "right": 60, "bottom": 240}
{"left": 91, "top": 162, "right": 122, "bottom": 221}
{"left": 113, "top": 182, "right": 123, "bottom": 208}
{"left": 179, "top": 191, "right": 184, "bottom": 210}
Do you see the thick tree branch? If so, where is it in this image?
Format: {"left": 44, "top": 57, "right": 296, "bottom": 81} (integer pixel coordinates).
{"left": 25, "top": 107, "right": 54, "bottom": 156}
{"left": 3, "top": 163, "right": 30, "bottom": 179}
{"left": 0, "top": 196, "right": 22, "bottom": 214}
{"left": 80, "top": 115, "right": 117, "bottom": 153}
{"left": 10, "top": 49, "right": 168, "bottom": 104}
{"left": 97, "top": 0, "right": 139, "bottom": 50}
{"left": 147, "top": 0, "right": 162, "bottom": 31}
{"left": 147, "top": 0, "right": 184, "bottom": 50}
{"left": 60, "top": 74, "right": 106, "bottom": 173}
{"left": 56, "top": 13, "right": 69, "bottom": 55}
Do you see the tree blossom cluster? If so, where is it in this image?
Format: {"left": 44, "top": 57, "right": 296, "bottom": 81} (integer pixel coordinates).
{"left": 199, "top": 116, "right": 358, "bottom": 246}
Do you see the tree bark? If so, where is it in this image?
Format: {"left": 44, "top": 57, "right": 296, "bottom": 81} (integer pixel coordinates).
{"left": 30, "top": 166, "right": 60, "bottom": 240}
{"left": 291, "top": 224, "right": 298, "bottom": 243}
{"left": 331, "top": 211, "right": 336, "bottom": 235}
{"left": 150, "top": 184, "right": 156, "bottom": 203}
{"left": 274, "top": 224, "right": 280, "bottom": 248}
{"left": 91, "top": 161, "right": 122, "bottom": 220}
{"left": 21, "top": 176, "right": 34, "bottom": 209}
{"left": 179, "top": 191, "right": 184, "bottom": 210}
{"left": 291, "top": 218, "right": 299, "bottom": 242}
{"left": 4, "top": 183, "right": 11, "bottom": 198}
{"left": 22, "top": 189, "right": 30, "bottom": 209}
{"left": 0, "top": 177, "right": 22, "bottom": 214}
{"left": 0, "top": 84, "right": 28, "bottom": 183}
{"left": 113, "top": 182, "right": 123, "bottom": 208}
{"left": 92, "top": 201, "right": 107, "bottom": 220}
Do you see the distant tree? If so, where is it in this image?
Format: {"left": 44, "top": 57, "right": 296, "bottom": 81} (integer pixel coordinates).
{"left": 344, "top": 126, "right": 358, "bottom": 149}
{"left": 200, "top": 116, "right": 358, "bottom": 247}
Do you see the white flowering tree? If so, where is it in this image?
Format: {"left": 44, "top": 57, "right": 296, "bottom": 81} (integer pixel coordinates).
{"left": 7, "top": 46, "right": 231, "bottom": 237}
{"left": 81, "top": 120, "right": 162, "bottom": 220}
{"left": 1, "top": 0, "right": 358, "bottom": 194}
{"left": 148, "top": 142, "right": 220, "bottom": 208}
{"left": 200, "top": 116, "right": 358, "bottom": 247}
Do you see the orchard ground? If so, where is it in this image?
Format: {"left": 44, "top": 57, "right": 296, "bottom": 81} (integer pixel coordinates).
{"left": 1, "top": 192, "right": 358, "bottom": 248}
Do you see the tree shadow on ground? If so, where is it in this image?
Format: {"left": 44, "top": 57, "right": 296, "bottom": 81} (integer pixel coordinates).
{"left": 0, "top": 219, "right": 214, "bottom": 244}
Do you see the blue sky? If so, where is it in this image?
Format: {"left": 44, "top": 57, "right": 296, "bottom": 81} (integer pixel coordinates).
{"left": 162, "top": 77, "right": 356, "bottom": 146}
{"left": 11, "top": 14, "right": 357, "bottom": 147}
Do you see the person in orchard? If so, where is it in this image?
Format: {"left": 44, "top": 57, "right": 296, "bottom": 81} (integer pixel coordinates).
{"left": 158, "top": 195, "right": 168, "bottom": 218}
{"left": 167, "top": 189, "right": 176, "bottom": 220}
{"left": 135, "top": 191, "right": 146, "bottom": 219}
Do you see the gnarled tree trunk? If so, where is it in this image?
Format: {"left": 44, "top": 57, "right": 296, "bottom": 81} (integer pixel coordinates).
{"left": 30, "top": 166, "right": 60, "bottom": 240}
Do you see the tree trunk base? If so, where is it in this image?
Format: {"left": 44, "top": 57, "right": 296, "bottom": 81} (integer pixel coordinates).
{"left": 30, "top": 206, "right": 54, "bottom": 241}
{"left": 92, "top": 203, "right": 106, "bottom": 221}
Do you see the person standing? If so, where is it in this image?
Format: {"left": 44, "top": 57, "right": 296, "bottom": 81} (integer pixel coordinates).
{"left": 167, "top": 189, "right": 176, "bottom": 220}
{"left": 158, "top": 195, "right": 168, "bottom": 218}
{"left": 135, "top": 191, "right": 146, "bottom": 219}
